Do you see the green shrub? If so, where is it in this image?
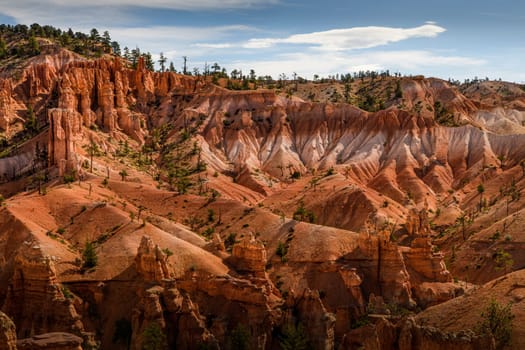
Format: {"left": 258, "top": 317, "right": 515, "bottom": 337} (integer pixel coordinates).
{"left": 494, "top": 248, "right": 514, "bottom": 272}
{"left": 82, "top": 241, "right": 98, "bottom": 269}
{"left": 276, "top": 242, "right": 288, "bottom": 261}
{"left": 225, "top": 233, "right": 237, "bottom": 251}
{"left": 162, "top": 248, "right": 173, "bottom": 257}
{"left": 280, "top": 323, "right": 308, "bottom": 350}
{"left": 142, "top": 323, "right": 167, "bottom": 350}
{"left": 476, "top": 299, "right": 514, "bottom": 350}
{"left": 63, "top": 173, "right": 75, "bottom": 184}
{"left": 293, "top": 201, "right": 315, "bottom": 223}
{"left": 61, "top": 286, "right": 73, "bottom": 299}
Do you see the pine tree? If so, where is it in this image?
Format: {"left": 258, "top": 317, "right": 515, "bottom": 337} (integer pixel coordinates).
{"left": 119, "top": 169, "right": 128, "bottom": 181}
{"left": 82, "top": 241, "right": 98, "bottom": 269}
{"left": 158, "top": 52, "right": 166, "bottom": 72}
{"left": 280, "top": 323, "right": 308, "bottom": 350}
{"left": 0, "top": 38, "right": 7, "bottom": 59}
{"left": 142, "top": 323, "right": 167, "bottom": 350}
{"left": 28, "top": 35, "right": 40, "bottom": 55}
{"left": 477, "top": 299, "right": 514, "bottom": 350}
{"left": 25, "top": 105, "right": 38, "bottom": 134}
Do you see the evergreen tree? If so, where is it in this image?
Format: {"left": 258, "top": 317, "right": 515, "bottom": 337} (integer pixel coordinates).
{"left": 158, "top": 52, "right": 166, "bottom": 72}
{"left": 280, "top": 323, "right": 308, "bottom": 350}
{"left": 119, "top": 169, "right": 128, "bottom": 181}
{"left": 182, "top": 55, "right": 188, "bottom": 74}
{"left": 90, "top": 28, "right": 100, "bottom": 41}
{"left": 87, "top": 140, "right": 99, "bottom": 173}
{"left": 0, "top": 38, "right": 7, "bottom": 59}
{"left": 28, "top": 35, "right": 40, "bottom": 55}
{"left": 477, "top": 299, "right": 514, "bottom": 350}
{"left": 102, "top": 30, "right": 111, "bottom": 45}
{"left": 82, "top": 241, "right": 98, "bottom": 269}
{"left": 142, "top": 323, "right": 167, "bottom": 350}
{"left": 111, "top": 41, "right": 121, "bottom": 56}
{"left": 477, "top": 184, "right": 485, "bottom": 211}
{"left": 123, "top": 46, "right": 130, "bottom": 60}
{"left": 25, "top": 105, "right": 38, "bottom": 134}
{"left": 143, "top": 52, "right": 154, "bottom": 70}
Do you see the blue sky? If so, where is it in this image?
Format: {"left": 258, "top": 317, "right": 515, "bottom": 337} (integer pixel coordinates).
{"left": 0, "top": 0, "right": 523, "bottom": 81}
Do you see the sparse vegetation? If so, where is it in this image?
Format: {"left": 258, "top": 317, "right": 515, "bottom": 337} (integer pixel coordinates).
{"left": 82, "top": 241, "right": 98, "bottom": 269}
{"left": 276, "top": 241, "right": 288, "bottom": 262}
{"left": 351, "top": 315, "right": 371, "bottom": 329}
{"left": 63, "top": 173, "right": 75, "bottom": 184}
{"left": 119, "top": 169, "right": 128, "bottom": 181}
{"left": 477, "top": 184, "right": 485, "bottom": 211}
{"left": 433, "top": 101, "right": 459, "bottom": 126}
{"left": 142, "top": 323, "right": 167, "bottom": 350}
{"left": 61, "top": 285, "right": 73, "bottom": 299}
{"left": 225, "top": 233, "right": 237, "bottom": 251}
{"left": 494, "top": 248, "right": 513, "bottom": 273}
{"left": 476, "top": 299, "right": 514, "bottom": 350}
{"left": 293, "top": 201, "right": 315, "bottom": 223}
{"left": 279, "top": 323, "right": 308, "bottom": 350}
{"left": 162, "top": 248, "right": 173, "bottom": 257}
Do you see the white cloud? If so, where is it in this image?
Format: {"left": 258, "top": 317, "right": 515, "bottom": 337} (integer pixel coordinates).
{"left": 49, "top": 0, "right": 278, "bottom": 10}
{"left": 0, "top": 1, "right": 499, "bottom": 82}
{"left": 237, "top": 24, "right": 446, "bottom": 51}
{"left": 0, "top": 1, "right": 128, "bottom": 28}
{"left": 243, "top": 39, "right": 276, "bottom": 49}
{"left": 110, "top": 25, "right": 255, "bottom": 45}
{"left": 0, "top": 0, "right": 278, "bottom": 20}
{"left": 230, "top": 50, "right": 485, "bottom": 80}
{"left": 108, "top": 25, "right": 258, "bottom": 65}
{"left": 0, "top": 0, "right": 276, "bottom": 29}
{"left": 193, "top": 43, "right": 234, "bottom": 49}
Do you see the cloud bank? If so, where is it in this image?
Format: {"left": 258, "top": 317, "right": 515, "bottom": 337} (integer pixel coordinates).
{"left": 242, "top": 24, "right": 446, "bottom": 50}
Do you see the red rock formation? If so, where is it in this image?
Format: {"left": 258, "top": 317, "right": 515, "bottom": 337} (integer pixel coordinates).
{"left": 135, "top": 236, "right": 172, "bottom": 282}
{"left": 405, "top": 206, "right": 432, "bottom": 237}
{"left": 47, "top": 108, "right": 82, "bottom": 176}
{"left": 398, "top": 317, "right": 494, "bottom": 350}
{"left": 344, "top": 235, "right": 415, "bottom": 307}
{"left": 230, "top": 233, "right": 267, "bottom": 275}
{"left": 0, "top": 312, "right": 16, "bottom": 350}
{"left": 377, "top": 239, "right": 415, "bottom": 307}
{"left": 295, "top": 289, "right": 336, "bottom": 350}
{"left": 3, "top": 45, "right": 525, "bottom": 349}
{"left": 404, "top": 238, "right": 451, "bottom": 283}
{"left": 173, "top": 296, "right": 217, "bottom": 350}
{"left": 2, "top": 240, "right": 83, "bottom": 339}
{"left": 131, "top": 286, "right": 167, "bottom": 350}
{"left": 340, "top": 316, "right": 494, "bottom": 350}
{"left": 17, "top": 332, "right": 83, "bottom": 350}
{"left": 130, "top": 282, "right": 218, "bottom": 350}
{"left": 0, "top": 80, "right": 22, "bottom": 134}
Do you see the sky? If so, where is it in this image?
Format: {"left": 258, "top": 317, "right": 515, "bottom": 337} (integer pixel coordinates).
{"left": 0, "top": 0, "right": 523, "bottom": 82}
